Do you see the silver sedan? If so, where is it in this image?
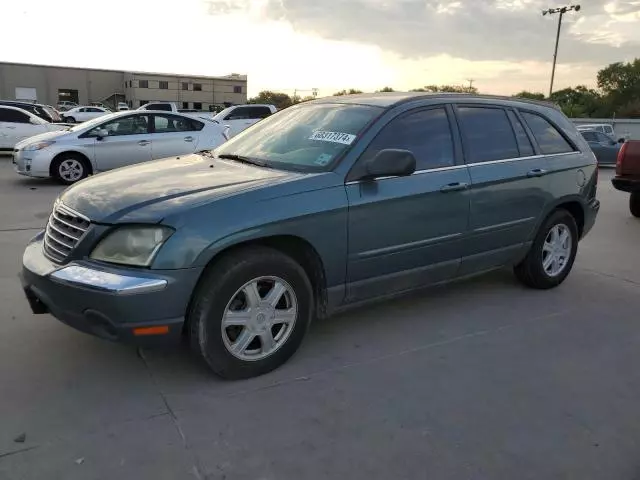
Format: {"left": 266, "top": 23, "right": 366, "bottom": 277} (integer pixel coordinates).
{"left": 12, "top": 111, "right": 228, "bottom": 184}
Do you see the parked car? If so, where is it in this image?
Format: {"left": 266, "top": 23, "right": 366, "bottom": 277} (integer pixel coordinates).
{"left": 611, "top": 140, "right": 640, "bottom": 217}
{"left": 20, "top": 94, "right": 599, "bottom": 379}
{"left": 0, "top": 100, "right": 63, "bottom": 123}
{"left": 90, "top": 102, "right": 109, "bottom": 109}
{"left": 138, "top": 102, "right": 179, "bottom": 112}
{"left": 579, "top": 130, "right": 622, "bottom": 165}
{"left": 0, "top": 106, "right": 67, "bottom": 152}
{"left": 57, "top": 101, "right": 78, "bottom": 112}
{"left": 212, "top": 104, "right": 276, "bottom": 137}
{"left": 576, "top": 123, "right": 627, "bottom": 142}
{"left": 12, "top": 110, "right": 227, "bottom": 183}
{"left": 117, "top": 102, "right": 130, "bottom": 111}
{"left": 62, "top": 106, "right": 110, "bottom": 123}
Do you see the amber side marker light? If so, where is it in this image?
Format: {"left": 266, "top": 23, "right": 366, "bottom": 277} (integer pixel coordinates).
{"left": 133, "top": 326, "right": 169, "bottom": 336}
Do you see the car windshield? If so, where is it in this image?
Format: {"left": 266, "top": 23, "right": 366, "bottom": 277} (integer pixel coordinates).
{"left": 214, "top": 103, "right": 381, "bottom": 172}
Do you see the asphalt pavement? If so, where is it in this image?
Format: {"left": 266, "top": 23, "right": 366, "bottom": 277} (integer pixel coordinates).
{"left": 1, "top": 158, "right": 639, "bottom": 480}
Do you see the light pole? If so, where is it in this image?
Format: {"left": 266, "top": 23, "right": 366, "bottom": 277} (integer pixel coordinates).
{"left": 542, "top": 4, "right": 581, "bottom": 98}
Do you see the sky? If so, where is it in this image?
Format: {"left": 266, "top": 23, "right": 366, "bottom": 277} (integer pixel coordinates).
{"left": 1, "top": 0, "right": 639, "bottom": 97}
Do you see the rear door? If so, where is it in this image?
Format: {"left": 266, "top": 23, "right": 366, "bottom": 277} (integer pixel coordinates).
{"left": 149, "top": 113, "right": 204, "bottom": 159}
{"left": 345, "top": 105, "right": 471, "bottom": 301}
{"left": 455, "top": 104, "right": 549, "bottom": 275}
{"left": 88, "top": 114, "right": 152, "bottom": 170}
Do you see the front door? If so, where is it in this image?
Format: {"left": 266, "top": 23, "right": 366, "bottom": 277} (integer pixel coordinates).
{"left": 584, "top": 130, "right": 619, "bottom": 165}
{"left": 454, "top": 105, "right": 551, "bottom": 275}
{"left": 149, "top": 114, "right": 200, "bottom": 159}
{"left": 89, "top": 114, "right": 152, "bottom": 171}
{"left": 346, "top": 106, "right": 470, "bottom": 302}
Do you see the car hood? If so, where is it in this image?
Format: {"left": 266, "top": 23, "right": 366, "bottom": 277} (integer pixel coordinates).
{"left": 15, "top": 129, "right": 70, "bottom": 148}
{"left": 59, "top": 154, "right": 299, "bottom": 223}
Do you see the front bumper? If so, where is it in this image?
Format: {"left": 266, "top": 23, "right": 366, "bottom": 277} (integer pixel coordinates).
{"left": 21, "top": 232, "right": 203, "bottom": 346}
{"left": 13, "top": 148, "right": 56, "bottom": 178}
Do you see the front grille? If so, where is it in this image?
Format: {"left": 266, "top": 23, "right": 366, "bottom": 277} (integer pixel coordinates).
{"left": 44, "top": 203, "right": 91, "bottom": 263}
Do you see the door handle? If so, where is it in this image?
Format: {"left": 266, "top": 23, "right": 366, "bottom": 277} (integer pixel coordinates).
{"left": 184, "top": 136, "right": 194, "bottom": 142}
{"left": 138, "top": 140, "right": 150, "bottom": 146}
{"left": 440, "top": 182, "right": 468, "bottom": 193}
{"left": 526, "top": 168, "right": 548, "bottom": 178}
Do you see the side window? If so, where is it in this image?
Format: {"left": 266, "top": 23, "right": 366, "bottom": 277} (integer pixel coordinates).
{"left": 596, "top": 132, "right": 612, "bottom": 143}
{"left": 581, "top": 131, "right": 597, "bottom": 142}
{"left": 360, "top": 107, "right": 455, "bottom": 170}
{"left": 456, "top": 107, "right": 519, "bottom": 163}
{"left": 506, "top": 110, "right": 534, "bottom": 157}
{"left": 153, "top": 114, "right": 202, "bottom": 133}
{"left": 520, "top": 111, "right": 574, "bottom": 155}
{"left": 251, "top": 106, "right": 273, "bottom": 119}
{"left": 98, "top": 115, "right": 149, "bottom": 136}
{"left": 224, "top": 107, "right": 250, "bottom": 120}
{"left": 0, "top": 109, "right": 31, "bottom": 123}
{"left": 604, "top": 126, "right": 614, "bottom": 135}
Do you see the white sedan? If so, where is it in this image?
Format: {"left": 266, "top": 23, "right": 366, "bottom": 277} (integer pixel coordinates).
{"left": 12, "top": 111, "right": 229, "bottom": 183}
{"left": 0, "top": 105, "right": 67, "bottom": 151}
{"left": 62, "top": 106, "right": 111, "bottom": 123}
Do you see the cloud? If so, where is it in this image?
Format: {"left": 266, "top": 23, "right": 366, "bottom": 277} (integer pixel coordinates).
{"left": 253, "top": 0, "right": 640, "bottom": 64}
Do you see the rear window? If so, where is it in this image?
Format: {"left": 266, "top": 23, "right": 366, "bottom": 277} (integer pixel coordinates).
{"left": 521, "top": 111, "right": 574, "bottom": 155}
{"left": 456, "top": 107, "right": 519, "bottom": 163}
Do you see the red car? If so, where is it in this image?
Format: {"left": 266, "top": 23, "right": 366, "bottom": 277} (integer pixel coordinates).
{"left": 612, "top": 141, "right": 640, "bottom": 217}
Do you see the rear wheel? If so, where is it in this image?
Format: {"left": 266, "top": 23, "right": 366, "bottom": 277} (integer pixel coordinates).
{"left": 514, "top": 209, "right": 578, "bottom": 289}
{"left": 630, "top": 192, "right": 640, "bottom": 218}
{"left": 52, "top": 154, "right": 89, "bottom": 184}
{"left": 189, "top": 247, "right": 313, "bottom": 379}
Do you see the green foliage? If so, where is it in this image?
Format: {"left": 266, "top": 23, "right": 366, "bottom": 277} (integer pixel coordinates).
{"left": 377, "top": 86, "right": 395, "bottom": 92}
{"left": 333, "top": 89, "right": 364, "bottom": 96}
{"left": 597, "top": 59, "right": 640, "bottom": 113}
{"left": 513, "top": 91, "right": 545, "bottom": 100}
{"left": 248, "top": 91, "right": 293, "bottom": 110}
{"left": 549, "top": 86, "right": 608, "bottom": 118}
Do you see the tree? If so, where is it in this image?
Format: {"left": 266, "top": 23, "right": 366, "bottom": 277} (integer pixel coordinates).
{"left": 248, "top": 90, "right": 293, "bottom": 110}
{"left": 377, "top": 86, "right": 395, "bottom": 92}
{"left": 548, "top": 86, "right": 606, "bottom": 118}
{"left": 513, "top": 91, "right": 545, "bottom": 100}
{"left": 333, "top": 89, "right": 363, "bottom": 96}
{"left": 597, "top": 59, "right": 640, "bottom": 112}
{"left": 412, "top": 85, "right": 478, "bottom": 94}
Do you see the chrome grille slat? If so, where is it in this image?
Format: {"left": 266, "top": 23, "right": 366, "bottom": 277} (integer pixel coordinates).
{"left": 43, "top": 202, "right": 90, "bottom": 263}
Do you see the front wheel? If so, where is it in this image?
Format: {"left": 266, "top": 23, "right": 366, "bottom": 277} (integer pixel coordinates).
{"left": 52, "top": 155, "right": 88, "bottom": 184}
{"left": 65, "top": 116, "right": 75, "bottom": 123}
{"left": 189, "top": 247, "right": 313, "bottom": 379}
{"left": 630, "top": 192, "right": 640, "bottom": 218}
{"left": 514, "top": 209, "right": 578, "bottom": 289}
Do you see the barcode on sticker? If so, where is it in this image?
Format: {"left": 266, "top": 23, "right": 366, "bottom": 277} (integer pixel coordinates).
{"left": 308, "top": 130, "right": 356, "bottom": 145}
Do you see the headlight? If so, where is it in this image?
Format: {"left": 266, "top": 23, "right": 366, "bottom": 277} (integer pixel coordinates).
{"left": 90, "top": 226, "right": 173, "bottom": 267}
{"left": 23, "top": 141, "right": 56, "bottom": 151}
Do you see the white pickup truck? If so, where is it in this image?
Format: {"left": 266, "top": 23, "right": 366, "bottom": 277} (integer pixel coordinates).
{"left": 137, "top": 102, "right": 276, "bottom": 138}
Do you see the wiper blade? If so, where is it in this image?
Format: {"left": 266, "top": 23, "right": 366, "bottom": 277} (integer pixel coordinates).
{"left": 217, "top": 153, "right": 267, "bottom": 167}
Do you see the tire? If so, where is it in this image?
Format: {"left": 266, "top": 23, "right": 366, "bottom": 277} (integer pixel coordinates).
{"left": 189, "top": 246, "right": 314, "bottom": 379}
{"left": 51, "top": 154, "right": 89, "bottom": 184}
{"left": 630, "top": 192, "right": 640, "bottom": 218}
{"left": 65, "top": 116, "right": 75, "bottom": 123}
{"left": 514, "top": 209, "right": 579, "bottom": 289}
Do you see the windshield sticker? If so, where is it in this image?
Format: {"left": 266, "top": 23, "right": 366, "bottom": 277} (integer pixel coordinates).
{"left": 314, "top": 153, "right": 333, "bottom": 166}
{"left": 309, "top": 130, "right": 356, "bottom": 145}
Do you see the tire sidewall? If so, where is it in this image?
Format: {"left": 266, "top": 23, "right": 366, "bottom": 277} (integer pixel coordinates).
{"left": 527, "top": 210, "right": 579, "bottom": 288}
{"left": 630, "top": 192, "right": 640, "bottom": 218}
{"left": 193, "top": 250, "right": 313, "bottom": 379}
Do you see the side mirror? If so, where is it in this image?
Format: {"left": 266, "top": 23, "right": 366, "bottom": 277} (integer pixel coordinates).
{"left": 362, "top": 149, "right": 416, "bottom": 179}
{"left": 95, "top": 128, "right": 109, "bottom": 139}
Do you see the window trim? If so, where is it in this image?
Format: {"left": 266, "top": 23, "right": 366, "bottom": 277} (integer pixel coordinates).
{"left": 345, "top": 104, "right": 460, "bottom": 182}
{"left": 517, "top": 108, "right": 578, "bottom": 154}
{"left": 505, "top": 108, "right": 535, "bottom": 157}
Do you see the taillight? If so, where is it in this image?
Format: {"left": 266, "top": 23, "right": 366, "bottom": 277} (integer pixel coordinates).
{"left": 616, "top": 142, "right": 628, "bottom": 175}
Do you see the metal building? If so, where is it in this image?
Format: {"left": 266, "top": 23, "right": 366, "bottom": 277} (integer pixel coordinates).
{"left": 0, "top": 61, "right": 248, "bottom": 111}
